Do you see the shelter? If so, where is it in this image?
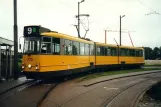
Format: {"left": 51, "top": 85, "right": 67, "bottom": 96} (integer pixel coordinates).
{"left": 0, "top": 37, "right": 14, "bottom": 80}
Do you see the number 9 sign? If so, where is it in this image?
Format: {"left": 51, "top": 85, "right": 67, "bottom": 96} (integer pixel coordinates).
{"left": 28, "top": 27, "right": 32, "bottom": 34}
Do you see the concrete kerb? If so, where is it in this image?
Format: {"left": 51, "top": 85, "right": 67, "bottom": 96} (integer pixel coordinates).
{"left": 132, "top": 80, "right": 161, "bottom": 107}
{"left": 83, "top": 70, "right": 161, "bottom": 87}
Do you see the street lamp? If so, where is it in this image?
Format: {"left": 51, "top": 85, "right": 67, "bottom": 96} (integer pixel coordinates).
{"left": 120, "top": 15, "right": 125, "bottom": 46}
{"left": 78, "top": 0, "right": 85, "bottom": 38}
{"left": 14, "top": 0, "right": 18, "bottom": 79}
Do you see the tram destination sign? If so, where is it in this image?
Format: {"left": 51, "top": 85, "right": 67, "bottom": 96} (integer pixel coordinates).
{"left": 24, "top": 25, "right": 51, "bottom": 37}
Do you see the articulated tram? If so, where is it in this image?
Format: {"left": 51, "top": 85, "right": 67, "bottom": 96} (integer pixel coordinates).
{"left": 22, "top": 25, "right": 144, "bottom": 79}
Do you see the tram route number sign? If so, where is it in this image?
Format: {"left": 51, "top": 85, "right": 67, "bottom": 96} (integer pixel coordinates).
{"left": 24, "top": 26, "right": 51, "bottom": 37}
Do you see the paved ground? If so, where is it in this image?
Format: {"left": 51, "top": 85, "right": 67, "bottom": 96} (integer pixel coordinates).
{"left": 0, "top": 81, "right": 55, "bottom": 107}
{"left": 40, "top": 70, "right": 161, "bottom": 107}
{"left": 0, "top": 77, "right": 28, "bottom": 94}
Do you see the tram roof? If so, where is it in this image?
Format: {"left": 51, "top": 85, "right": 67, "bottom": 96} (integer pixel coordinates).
{"left": 95, "top": 42, "right": 143, "bottom": 50}
{"left": 41, "top": 32, "right": 94, "bottom": 44}
{"left": 41, "top": 32, "right": 144, "bottom": 50}
{"left": 95, "top": 42, "right": 118, "bottom": 47}
{"left": 119, "top": 45, "right": 144, "bottom": 50}
{"left": 0, "top": 37, "right": 13, "bottom": 46}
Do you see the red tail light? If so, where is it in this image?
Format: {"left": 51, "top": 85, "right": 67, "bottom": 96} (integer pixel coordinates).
{"left": 22, "top": 63, "right": 25, "bottom": 69}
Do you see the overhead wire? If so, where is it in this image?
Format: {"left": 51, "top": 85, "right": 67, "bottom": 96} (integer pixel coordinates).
{"left": 58, "top": 0, "right": 75, "bottom": 11}
{"left": 136, "top": 0, "right": 160, "bottom": 15}
{"left": 136, "top": 0, "right": 154, "bottom": 12}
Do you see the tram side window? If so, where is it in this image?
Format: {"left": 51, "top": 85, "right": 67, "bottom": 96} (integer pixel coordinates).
{"left": 24, "top": 40, "right": 29, "bottom": 53}
{"left": 85, "top": 44, "right": 89, "bottom": 55}
{"left": 90, "top": 44, "right": 94, "bottom": 55}
{"left": 97, "top": 46, "right": 101, "bottom": 56}
{"left": 115, "top": 48, "right": 117, "bottom": 56}
{"left": 125, "top": 49, "right": 129, "bottom": 56}
{"left": 133, "top": 50, "right": 136, "bottom": 56}
{"left": 80, "top": 43, "right": 85, "bottom": 55}
{"left": 120, "top": 48, "right": 125, "bottom": 56}
{"left": 137, "top": 50, "right": 142, "bottom": 57}
{"left": 100, "top": 47, "right": 104, "bottom": 56}
{"left": 104, "top": 47, "right": 108, "bottom": 56}
{"left": 139, "top": 50, "right": 143, "bottom": 57}
{"left": 64, "top": 40, "right": 72, "bottom": 55}
{"left": 52, "top": 38, "right": 60, "bottom": 55}
{"left": 129, "top": 49, "right": 133, "bottom": 56}
{"left": 73, "top": 41, "right": 79, "bottom": 55}
{"left": 141, "top": 50, "right": 143, "bottom": 56}
{"left": 120, "top": 48, "right": 122, "bottom": 56}
{"left": 41, "top": 37, "right": 52, "bottom": 54}
{"left": 111, "top": 47, "right": 117, "bottom": 56}
{"left": 136, "top": 50, "right": 139, "bottom": 57}
{"left": 132, "top": 49, "right": 135, "bottom": 56}
{"left": 107, "top": 47, "right": 111, "bottom": 56}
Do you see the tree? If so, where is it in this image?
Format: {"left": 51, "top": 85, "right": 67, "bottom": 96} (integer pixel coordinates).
{"left": 152, "top": 47, "right": 160, "bottom": 59}
{"left": 159, "top": 46, "right": 161, "bottom": 58}
{"left": 144, "top": 47, "right": 153, "bottom": 60}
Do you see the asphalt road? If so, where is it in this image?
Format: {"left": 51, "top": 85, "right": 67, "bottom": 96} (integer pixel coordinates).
{"left": 40, "top": 72, "right": 161, "bottom": 107}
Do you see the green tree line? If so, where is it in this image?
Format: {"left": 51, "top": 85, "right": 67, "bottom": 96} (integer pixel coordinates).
{"left": 144, "top": 47, "right": 161, "bottom": 60}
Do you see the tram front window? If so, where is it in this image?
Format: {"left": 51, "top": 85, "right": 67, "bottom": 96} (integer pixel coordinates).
{"left": 24, "top": 37, "right": 40, "bottom": 54}
{"left": 41, "top": 37, "right": 51, "bottom": 54}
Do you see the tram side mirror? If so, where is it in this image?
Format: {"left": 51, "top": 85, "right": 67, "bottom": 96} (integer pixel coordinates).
{"left": 19, "top": 44, "right": 21, "bottom": 50}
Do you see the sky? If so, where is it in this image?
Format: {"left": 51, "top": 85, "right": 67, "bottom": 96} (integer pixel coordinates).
{"left": 0, "top": 0, "right": 161, "bottom": 48}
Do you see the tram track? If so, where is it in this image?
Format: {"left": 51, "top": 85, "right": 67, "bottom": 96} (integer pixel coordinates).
{"left": 103, "top": 79, "right": 149, "bottom": 107}
{"left": 1, "top": 71, "right": 161, "bottom": 107}
{"left": 104, "top": 77, "right": 161, "bottom": 107}
{"left": 42, "top": 72, "right": 161, "bottom": 107}
{"left": 54, "top": 77, "right": 152, "bottom": 107}
{"left": 0, "top": 79, "right": 62, "bottom": 107}
{"left": 37, "top": 82, "right": 60, "bottom": 107}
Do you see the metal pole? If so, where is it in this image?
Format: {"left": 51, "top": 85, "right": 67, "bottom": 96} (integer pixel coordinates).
{"left": 120, "top": 15, "right": 121, "bottom": 46}
{"left": 105, "top": 30, "right": 106, "bottom": 44}
{"left": 6, "top": 46, "right": 9, "bottom": 80}
{"left": 78, "top": 2, "right": 80, "bottom": 38}
{"left": 14, "top": 0, "right": 18, "bottom": 79}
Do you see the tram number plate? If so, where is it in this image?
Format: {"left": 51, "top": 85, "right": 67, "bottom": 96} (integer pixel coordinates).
{"left": 28, "top": 58, "right": 33, "bottom": 61}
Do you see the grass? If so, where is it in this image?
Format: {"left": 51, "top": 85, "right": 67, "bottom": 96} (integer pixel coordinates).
{"left": 77, "top": 67, "right": 161, "bottom": 82}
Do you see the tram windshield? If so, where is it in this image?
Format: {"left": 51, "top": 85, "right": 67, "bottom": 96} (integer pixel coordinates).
{"left": 23, "top": 36, "right": 60, "bottom": 54}
{"left": 24, "top": 37, "right": 40, "bottom": 54}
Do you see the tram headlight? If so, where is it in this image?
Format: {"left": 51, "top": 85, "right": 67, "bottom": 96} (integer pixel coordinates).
{"left": 35, "top": 67, "right": 38, "bottom": 70}
{"left": 35, "top": 64, "right": 39, "bottom": 70}
{"left": 28, "top": 64, "right": 32, "bottom": 69}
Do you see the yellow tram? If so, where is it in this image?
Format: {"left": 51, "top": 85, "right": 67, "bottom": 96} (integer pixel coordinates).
{"left": 22, "top": 25, "right": 144, "bottom": 79}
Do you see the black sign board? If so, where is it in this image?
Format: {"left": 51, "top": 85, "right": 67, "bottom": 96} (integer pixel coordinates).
{"left": 24, "top": 25, "right": 51, "bottom": 37}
